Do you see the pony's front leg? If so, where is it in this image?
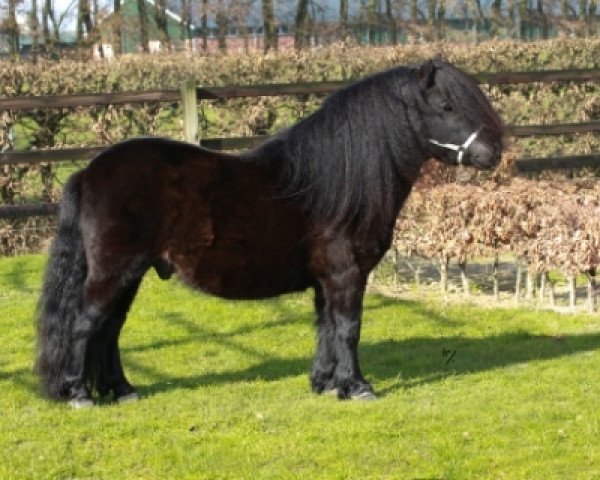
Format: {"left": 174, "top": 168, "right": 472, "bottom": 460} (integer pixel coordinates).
{"left": 317, "top": 271, "right": 375, "bottom": 400}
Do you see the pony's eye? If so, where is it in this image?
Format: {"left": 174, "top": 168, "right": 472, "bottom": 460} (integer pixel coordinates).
{"left": 442, "top": 102, "right": 453, "bottom": 112}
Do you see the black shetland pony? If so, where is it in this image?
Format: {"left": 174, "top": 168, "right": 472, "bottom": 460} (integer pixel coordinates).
{"left": 37, "top": 59, "right": 504, "bottom": 407}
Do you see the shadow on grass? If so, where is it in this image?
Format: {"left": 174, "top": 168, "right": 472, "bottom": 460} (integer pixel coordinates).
{"left": 13, "top": 294, "right": 600, "bottom": 400}
{"left": 121, "top": 294, "right": 458, "bottom": 358}
{"left": 120, "top": 297, "right": 600, "bottom": 398}
{"left": 131, "top": 331, "right": 600, "bottom": 398}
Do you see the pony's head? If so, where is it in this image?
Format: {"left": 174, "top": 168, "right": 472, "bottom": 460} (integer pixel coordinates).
{"left": 416, "top": 59, "right": 504, "bottom": 169}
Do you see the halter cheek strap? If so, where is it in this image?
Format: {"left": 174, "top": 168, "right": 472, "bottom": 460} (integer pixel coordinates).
{"left": 428, "top": 129, "right": 480, "bottom": 166}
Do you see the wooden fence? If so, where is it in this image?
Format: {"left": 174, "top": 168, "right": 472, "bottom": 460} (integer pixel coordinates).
{"left": 1, "top": 68, "right": 599, "bottom": 219}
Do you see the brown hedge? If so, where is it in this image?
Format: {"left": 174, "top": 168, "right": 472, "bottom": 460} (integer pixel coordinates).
{"left": 1, "top": 39, "right": 599, "bottom": 255}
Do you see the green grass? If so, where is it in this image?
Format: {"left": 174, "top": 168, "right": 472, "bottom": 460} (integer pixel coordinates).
{"left": 2, "top": 255, "right": 600, "bottom": 478}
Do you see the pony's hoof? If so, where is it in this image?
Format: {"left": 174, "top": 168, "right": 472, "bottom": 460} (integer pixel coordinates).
{"left": 68, "top": 398, "right": 95, "bottom": 409}
{"left": 351, "top": 389, "right": 377, "bottom": 401}
{"left": 117, "top": 392, "right": 140, "bottom": 404}
{"left": 323, "top": 387, "right": 339, "bottom": 397}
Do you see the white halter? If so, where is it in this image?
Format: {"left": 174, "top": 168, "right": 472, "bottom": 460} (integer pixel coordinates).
{"left": 428, "top": 129, "right": 480, "bottom": 166}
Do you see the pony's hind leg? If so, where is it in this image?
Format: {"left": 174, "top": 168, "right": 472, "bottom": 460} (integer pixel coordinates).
{"left": 90, "top": 279, "right": 142, "bottom": 403}
{"left": 310, "top": 285, "right": 338, "bottom": 394}
{"left": 66, "top": 270, "right": 143, "bottom": 407}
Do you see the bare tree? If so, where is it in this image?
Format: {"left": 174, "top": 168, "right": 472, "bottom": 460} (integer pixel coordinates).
{"left": 216, "top": 1, "right": 228, "bottom": 51}
{"left": 340, "top": 0, "right": 349, "bottom": 37}
{"left": 7, "top": 0, "right": 20, "bottom": 56}
{"left": 137, "top": 0, "right": 149, "bottom": 51}
{"left": 295, "top": 0, "right": 310, "bottom": 49}
{"left": 579, "top": 0, "right": 599, "bottom": 35}
{"left": 180, "top": 0, "right": 190, "bottom": 43}
{"left": 113, "top": 0, "right": 121, "bottom": 53}
{"left": 385, "top": 0, "right": 398, "bottom": 43}
{"left": 262, "top": 0, "right": 277, "bottom": 52}
{"left": 366, "top": 0, "right": 378, "bottom": 44}
{"left": 199, "top": 0, "right": 208, "bottom": 50}
{"left": 42, "top": 0, "right": 59, "bottom": 46}
{"left": 427, "top": 0, "right": 436, "bottom": 39}
{"left": 77, "top": 0, "right": 94, "bottom": 43}
{"left": 536, "top": 0, "right": 549, "bottom": 38}
{"left": 155, "top": 0, "right": 170, "bottom": 47}
{"left": 31, "top": 0, "right": 40, "bottom": 61}
{"left": 490, "top": 0, "right": 502, "bottom": 37}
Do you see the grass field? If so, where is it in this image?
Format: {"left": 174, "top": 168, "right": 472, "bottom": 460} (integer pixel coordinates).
{"left": 2, "top": 254, "right": 600, "bottom": 478}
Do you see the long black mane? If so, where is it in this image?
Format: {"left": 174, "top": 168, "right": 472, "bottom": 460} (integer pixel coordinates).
{"left": 246, "top": 60, "right": 502, "bottom": 231}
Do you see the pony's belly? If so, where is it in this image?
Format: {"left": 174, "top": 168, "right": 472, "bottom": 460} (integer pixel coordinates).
{"left": 169, "top": 247, "right": 312, "bottom": 300}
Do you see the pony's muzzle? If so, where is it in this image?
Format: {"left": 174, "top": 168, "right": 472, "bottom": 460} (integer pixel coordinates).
{"left": 467, "top": 140, "right": 502, "bottom": 169}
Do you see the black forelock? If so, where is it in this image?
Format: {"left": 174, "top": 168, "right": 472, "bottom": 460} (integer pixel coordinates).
{"left": 432, "top": 59, "right": 504, "bottom": 140}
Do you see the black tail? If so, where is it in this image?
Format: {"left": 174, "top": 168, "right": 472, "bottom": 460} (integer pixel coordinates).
{"left": 36, "top": 172, "right": 87, "bottom": 399}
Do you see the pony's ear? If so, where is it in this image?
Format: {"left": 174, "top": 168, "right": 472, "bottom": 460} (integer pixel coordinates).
{"left": 417, "top": 59, "right": 437, "bottom": 90}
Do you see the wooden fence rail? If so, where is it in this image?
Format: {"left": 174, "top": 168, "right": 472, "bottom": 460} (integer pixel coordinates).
{"left": 1, "top": 67, "right": 599, "bottom": 219}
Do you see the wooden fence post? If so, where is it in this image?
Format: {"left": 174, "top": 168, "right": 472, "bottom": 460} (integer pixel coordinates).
{"left": 181, "top": 80, "right": 198, "bottom": 143}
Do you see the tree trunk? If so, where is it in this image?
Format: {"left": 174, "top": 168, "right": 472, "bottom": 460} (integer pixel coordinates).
{"left": 201, "top": 0, "right": 208, "bottom": 51}
{"left": 459, "top": 261, "right": 469, "bottom": 296}
{"left": 138, "top": 0, "right": 149, "bottom": 52}
{"left": 537, "top": 0, "right": 549, "bottom": 38}
{"left": 155, "top": 0, "right": 170, "bottom": 48}
{"left": 567, "top": 274, "right": 577, "bottom": 311}
{"left": 340, "top": 0, "right": 349, "bottom": 38}
{"left": 8, "top": 0, "right": 20, "bottom": 56}
{"left": 525, "top": 267, "right": 536, "bottom": 301}
{"left": 579, "top": 0, "right": 588, "bottom": 35}
{"left": 549, "top": 280, "right": 556, "bottom": 307}
{"left": 561, "top": 0, "right": 570, "bottom": 36}
{"left": 491, "top": 0, "right": 502, "bottom": 37}
{"left": 295, "top": 0, "right": 310, "bottom": 49}
{"left": 471, "top": 0, "right": 484, "bottom": 43}
{"left": 113, "top": 0, "right": 121, "bottom": 54}
{"left": 31, "top": 0, "right": 40, "bottom": 63}
{"left": 539, "top": 271, "right": 548, "bottom": 304}
{"left": 392, "top": 248, "right": 399, "bottom": 285}
{"left": 493, "top": 253, "right": 500, "bottom": 301}
{"left": 518, "top": 0, "right": 529, "bottom": 39}
{"left": 43, "top": 0, "right": 50, "bottom": 47}
{"left": 439, "top": 257, "right": 449, "bottom": 293}
{"left": 262, "top": 0, "right": 277, "bottom": 53}
{"left": 180, "top": 0, "right": 189, "bottom": 43}
{"left": 43, "top": 0, "right": 61, "bottom": 48}
{"left": 216, "top": 10, "right": 228, "bottom": 52}
{"left": 587, "top": 272, "right": 597, "bottom": 313}
{"left": 428, "top": 0, "right": 437, "bottom": 40}
{"left": 436, "top": 0, "right": 445, "bottom": 40}
{"left": 366, "top": 0, "right": 378, "bottom": 45}
{"left": 590, "top": 0, "right": 598, "bottom": 34}
{"left": 77, "top": 0, "right": 94, "bottom": 44}
{"left": 514, "top": 258, "right": 522, "bottom": 303}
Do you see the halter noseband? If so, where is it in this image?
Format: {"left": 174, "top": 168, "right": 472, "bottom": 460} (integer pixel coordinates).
{"left": 428, "top": 129, "right": 480, "bottom": 166}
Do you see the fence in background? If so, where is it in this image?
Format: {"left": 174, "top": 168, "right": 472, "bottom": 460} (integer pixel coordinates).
{"left": 1, "top": 68, "right": 600, "bottom": 219}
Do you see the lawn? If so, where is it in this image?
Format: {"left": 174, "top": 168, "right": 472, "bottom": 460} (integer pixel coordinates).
{"left": 2, "top": 254, "right": 600, "bottom": 479}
